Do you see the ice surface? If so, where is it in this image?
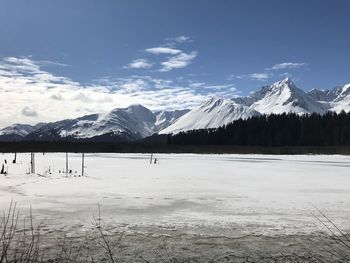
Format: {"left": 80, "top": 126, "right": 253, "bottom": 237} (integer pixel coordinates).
{"left": 0, "top": 153, "right": 350, "bottom": 237}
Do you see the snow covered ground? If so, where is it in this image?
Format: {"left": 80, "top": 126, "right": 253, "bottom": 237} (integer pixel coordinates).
{"left": 0, "top": 153, "right": 350, "bottom": 237}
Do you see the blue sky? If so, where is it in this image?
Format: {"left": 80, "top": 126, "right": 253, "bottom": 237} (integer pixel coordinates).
{"left": 0, "top": 0, "right": 349, "bottom": 126}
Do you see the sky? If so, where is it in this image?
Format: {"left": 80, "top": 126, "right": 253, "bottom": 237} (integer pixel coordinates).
{"left": 0, "top": 0, "right": 349, "bottom": 126}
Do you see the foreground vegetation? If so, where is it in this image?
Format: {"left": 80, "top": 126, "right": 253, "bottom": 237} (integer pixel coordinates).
{"left": 1, "top": 202, "right": 350, "bottom": 262}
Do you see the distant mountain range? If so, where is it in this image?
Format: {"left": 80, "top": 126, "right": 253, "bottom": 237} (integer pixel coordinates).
{"left": 1, "top": 78, "right": 350, "bottom": 142}
{"left": 0, "top": 105, "right": 189, "bottom": 142}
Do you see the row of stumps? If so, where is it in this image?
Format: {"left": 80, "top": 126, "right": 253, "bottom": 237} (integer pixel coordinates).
{"left": 0, "top": 152, "right": 86, "bottom": 177}
{"left": 28, "top": 152, "right": 86, "bottom": 176}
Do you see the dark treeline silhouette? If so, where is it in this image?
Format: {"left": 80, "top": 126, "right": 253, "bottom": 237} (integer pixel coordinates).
{"left": 167, "top": 112, "right": 350, "bottom": 146}
{"left": 1, "top": 141, "right": 350, "bottom": 154}
{"left": 1, "top": 112, "right": 350, "bottom": 154}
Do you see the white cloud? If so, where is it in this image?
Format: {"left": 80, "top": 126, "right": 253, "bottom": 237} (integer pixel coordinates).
{"left": 271, "top": 62, "right": 307, "bottom": 70}
{"left": 145, "top": 47, "right": 182, "bottom": 55}
{"left": 160, "top": 51, "right": 197, "bottom": 72}
{"left": 247, "top": 73, "right": 270, "bottom": 81}
{"left": 37, "top": 60, "right": 69, "bottom": 67}
{"left": 166, "top": 35, "right": 192, "bottom": 43}
{"left": 119, "top": 79, "right": 147, "bottom": 92}
{"left": 202, "top": 84, "right": 236, "bottom": 91}
{"left": 135, "top": 36, "right": 198, "bottom": 72}
{"left": 233, "top": 72, "right": 270, "bottom": 81}
{"left": 189, "top": 82, "right": 205, "bottom": 88}
{"left": 124, "top": 59, "right": 153, "bottom": 69}
{"left": 0, "top": 56, "right": 237, "bottom": 127}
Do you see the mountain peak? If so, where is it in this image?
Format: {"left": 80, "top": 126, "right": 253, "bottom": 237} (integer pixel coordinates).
{"left": 0, "top": 123, "right": 36, "bottom": 138}
{"left": 205, "top": 96, "right": 225, "bottom": 104}
{"left": 273, "top": 77, "right": 296, "bottom": 89}
{"left": 238, "top": 78, "right": 326, "bottom": 115}
{"left": 281, "top": 77, "right": 291, "bottom": 82}
{"left": 127, "top": 103, "right": 148, "bottom": 110}
{"left": 109, "top": 104, "right": 149, "bottom": 114}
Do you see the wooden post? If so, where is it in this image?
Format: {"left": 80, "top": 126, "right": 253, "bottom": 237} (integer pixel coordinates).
{"left": 81, "top": 152, "right": 85, "bottom": 177}
{"left": 66, "top": 152, "right": 68, "bottom": 176}
{"left": 30, "top": 152, "right": 35, "bottom": 174}
{"left": 65, "top": 130, "right": 69, "bottom": 176}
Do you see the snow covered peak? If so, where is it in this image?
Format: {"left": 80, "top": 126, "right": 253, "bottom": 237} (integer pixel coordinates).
{"left": 280, "top": 77, "right": 293, "bottom": 85}
{"left": 334, "top": 83, "right": 350, "bottom": 101}
{"left": 126, "top": 103, "right": 150, "bottom": 112}
{"left": 307, "top": 83, "right": 350, "bottom": 105}
{"left": 0, "top": 123, "right": 43, "bottom": 141}
{"left": 110, "top": 104, "right": 152, "bottom": 116}
{"left": 123, "top": 104, "right": 156, "bottom": 123}
{"left": 69, "top": 104, "right": 157, "bottom": 139}
{"left": 200, "top": 96, "right": 234, "bottom": 112}
{"left": 159, "top": 97, "right": 260, "bottom": 134}
{"left": 0, "top": 124, "right": 35, "bottom": 137}
{"left": 268, "top": 78, "right": 298, "bottom": 93}
{"left": 329, "top": 83, "right": 350, "bottom": 113}
{"left": 233, "top": 79, "right": 326, "bottom": 115}
{"left": 202, "top": 96, "right": 225, "bottom": 105}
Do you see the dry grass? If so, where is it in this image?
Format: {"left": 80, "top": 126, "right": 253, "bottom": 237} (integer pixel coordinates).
{"left": 311, "top": 205, "right": 350, "bottom": 262}
{"left": 0, "top": 202, "right": 123, "bottom": 263}
{"left": 1, "top": 202, "right": 348, "bottom": 262}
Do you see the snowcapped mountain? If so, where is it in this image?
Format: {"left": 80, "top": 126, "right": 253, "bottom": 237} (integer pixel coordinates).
{"left": 0, "top": 123, "right": 45, "bottom": 141}
{"left": 333, "top": 84, "right": 350, "bottom": 102}
{"left": 27, "top": 105, "right": 156, "bottom": 141}
{"left": 160, "top": 97, "right": 260, "bottom": 134}
{"left": 160, "top": 79, "right": 350, "bottom": 135}
{"left": 234, "top": 78, "right": 326, "bottom": 114}
{"left": 154, "top": 109, "right": 190, "bottom": 132}
{"left": 307, "top": 89, "right": 339, "bottom": 102}
{"left": 24, "top": 105, "right": 188, "bottom": 142}
{"left": 307, "top": 83, "right": 350, "bottom": 113}
{"left": 332, "top": 84, "right": 350, "bottom": 113}
{"left": 1, "top": 78, "right": 350, "bottom": 140}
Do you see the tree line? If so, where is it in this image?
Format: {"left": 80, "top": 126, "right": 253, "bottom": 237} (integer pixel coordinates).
{"left": 167, "top": 111, "right": 350, "bottom": 146}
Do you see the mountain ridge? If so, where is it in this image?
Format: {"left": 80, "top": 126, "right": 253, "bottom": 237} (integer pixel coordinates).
{"left": 163, "top": 78, "right": 349, "bottom": 134}
{"left": 17, "top": 105, "right": 188, "bottom": 142}
{"left": 1, "top": 78, "right": 350, "bottom": 140}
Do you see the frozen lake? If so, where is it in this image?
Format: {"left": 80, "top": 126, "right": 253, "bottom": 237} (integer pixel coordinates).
{"left": 0, "top": 153, "right": 350, "bottom": 237}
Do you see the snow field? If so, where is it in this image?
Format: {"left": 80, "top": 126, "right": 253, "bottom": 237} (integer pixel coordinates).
{"left": 0, "top": 153, "right": 349, "bottom": 236}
